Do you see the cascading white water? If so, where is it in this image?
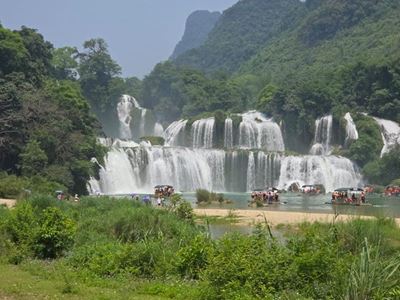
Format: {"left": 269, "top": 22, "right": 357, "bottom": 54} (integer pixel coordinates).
{"left": 278, "top": 155, "right": 362, "bottom": 192}
{"left": 139, "top": 109, "right": 147, "bottom": 138}
{"left": 93, "top": 103, "right": 365, "bottom": 195}
{"left": 192, "top": 118, "right": 215, "bottom": 148}
{"left": 117, "top": 95, "right": 135, "bottom": 139}
{"left": 93, "top": 144, "right": 226, "bottom": 194}
{"left": 163, "top": 120, "right": 188, "bottom": 146}
{"left": 224, "top": 118, "right": 233, "bottom": 148}
{"left": 154, "top": 123, "right": 164, "bottom": 137}
{"left": 91, "top": 142, "right": 362, "bottom": 194}
{"left": 310, "top": 115, "right": 333, "bottom": 155}
{"left": 246, "top": 152, "right": 255, "bottom": 192}
{"left": 238, "top": 111, "right": 285, "bottom": 151}
{"left": 344, "top": 112, "right": 358, "bottom": 145}
{"left": 372, "top": 116, "right": 400, "bottom": 157}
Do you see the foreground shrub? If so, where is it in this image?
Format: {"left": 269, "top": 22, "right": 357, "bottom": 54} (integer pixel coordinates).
{"left": 34, "top": 207, "right": 76, "bottom": 259}
{"left": 346, "top": 239, "right": 400, "bottom": 300}
{"left": 176, "top": 234, "right": 214, "bottom": 280}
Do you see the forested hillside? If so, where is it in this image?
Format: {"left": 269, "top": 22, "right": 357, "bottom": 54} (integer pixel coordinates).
{"left": 170, "top": 10, "right": 221, "bottom": 60}
{"left": 174, "top": 0, "right": 304, "bottom": 74}
{"left": 0, "top": 24, "right": 141, "bottom": 195}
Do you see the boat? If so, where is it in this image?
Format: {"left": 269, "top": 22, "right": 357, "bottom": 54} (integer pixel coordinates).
{"left": 327, "top": 187, "right": 369, "bottom": 206}
{"left": 249, "top": 187, "right": 281, "bottom": 207}
{"left": 300, "top": 184, "right": 324, "bottom": 195}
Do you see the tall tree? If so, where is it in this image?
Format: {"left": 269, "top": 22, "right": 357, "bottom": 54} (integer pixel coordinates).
{"left": 78, "top": 38, "right": 121, "bottom": 112}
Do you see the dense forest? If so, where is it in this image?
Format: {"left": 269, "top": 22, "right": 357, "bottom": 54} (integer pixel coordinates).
{"left": 0, "top": 24, "right": 141, "bottom": 195}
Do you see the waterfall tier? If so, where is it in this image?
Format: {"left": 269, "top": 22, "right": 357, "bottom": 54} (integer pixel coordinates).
{"left": 89, "top": 142, "right": 362, "bottom": 194}
{"left": 163, "top": 111, "right": 284, "bottom": 151}
{"left": 310, "top": 115, "right": 333, "bottom": 155}
{"left": 117, "top": 95, "right": 164, "bottom": 142}
{"left": 373, "top": 116, "right": 400, "bottom": 157}
{"left": 344, "top": 112, "right": 359, "bottom": 146}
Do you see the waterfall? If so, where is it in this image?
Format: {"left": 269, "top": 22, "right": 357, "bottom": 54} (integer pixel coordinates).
{"left": 91, "top": 142, "right": 362, "bottom": 194}
{"left": 192, "top": 118, "right": 215, "bottom": 148}
{"left": 224, "top": 118, "right": 233, "bottom": 148}
{"left": 310, "top": 115, "right": 333, "bottom": 155}
{"left": 278, "top": 155, "right": 362, "bottom": 192}
{"left": 372, "top": 117, "right": 400, "bottom": 157}
{"left": 139, "top": 109, "right": 147, "bottom": 137}
{"left": 163, "top": 120, "right": 188, "bottom": 146}
{"left": 154, "top": 123, "right": 164, "bottom": 137}
{"left": 344, "top": 112, "right": 358, "bottom": 146}
{"left": 93, "top": 144, "right": 226, "bottom": 194}
{"left": 246, "top": 152, "right": 255, "bottom": 191}
{"left": 238, "top": 111, "right": 285, "bottom": 151}
{"left": 117, "top": 95, "right": 135, "bottom": 139}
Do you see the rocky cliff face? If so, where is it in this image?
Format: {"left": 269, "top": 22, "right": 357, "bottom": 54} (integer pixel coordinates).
{"left": 170, "top": 10, "right": 221, "bottom": 60}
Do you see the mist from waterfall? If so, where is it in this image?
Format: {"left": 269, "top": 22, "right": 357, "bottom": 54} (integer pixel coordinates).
{"left": 310, "top": 115, "right": 333, "bottom": 155}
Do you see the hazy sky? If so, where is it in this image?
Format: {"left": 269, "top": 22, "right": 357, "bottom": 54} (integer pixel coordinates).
{"left": 0, "top": 0, "right": 238, "bottom": 78}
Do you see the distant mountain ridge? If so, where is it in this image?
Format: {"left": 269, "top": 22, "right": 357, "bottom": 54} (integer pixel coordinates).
{"left": 173, "top": 0, "right": 400, "bottom": 76}
{"left": 170, "top": 10, "right": 221, "bottom": 60}
{"left": 174, "top": 0, "right": 305, "bottom": 73}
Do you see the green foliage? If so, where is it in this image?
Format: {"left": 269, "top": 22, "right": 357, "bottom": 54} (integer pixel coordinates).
{"left": 139, "top": 136, "right": 165, "bottom": 146}
{"left": 0, "top": 173, "right": 64, "bottom": 198}
{"left": 348, "top": 115, "right": 383, "bottom": 167}
{"left": 175, "top": 0, "right": 304, "bottom": 74}
{"left": 78, "top": 38, "right": 121, "bottom": 113}
{"left": 363, "top": 146, "right": 400, "bottom": 185}
{"left": 346, "top": 239, "right": 400, "bottom": 300}
{"left": 0, "top": 27, "right": 28, "bottom": 77}
{"left": 0, "top": 173, "right": 29, "bottom": 198}
{"left": 176, "top": 234, "right": 213, "bottom": 279}
{"left": 51, "top": 46, "right": 78, "bottom": 80}
{"left": 20, "top": 140, "right": 48, "bottom": 177}
{"left": 141, "top": 62, "right": 249, "bottom": 123}
{"left": 34, "top": 207, "right": 76, "bottom": 259}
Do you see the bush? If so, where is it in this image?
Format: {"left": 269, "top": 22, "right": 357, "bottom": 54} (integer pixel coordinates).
{"left": 176, "top": 234, "right": 213, "bottom": 279}
{"left": 0, "top": 173, "right": 29, "bottom": 198}
{"left": 34, "top": 207, "right": 76, "bottom": 259}
{"left": 139, "top": 136, "right": 165, "bottom": 146}
{"left": 196, "top": 189, "right": 211, "bottom": 204}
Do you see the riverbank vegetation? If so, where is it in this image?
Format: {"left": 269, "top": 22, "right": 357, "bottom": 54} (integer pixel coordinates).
{"left": 1, "top": 195, "right": 399, "bottom": 299}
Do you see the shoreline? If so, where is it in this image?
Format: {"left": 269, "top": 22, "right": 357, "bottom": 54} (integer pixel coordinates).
{"left": 193, "top": 208, "right": 400, "bottom": 227}
{"left": 3, "top": 198, "right": 399, "bottom": 227}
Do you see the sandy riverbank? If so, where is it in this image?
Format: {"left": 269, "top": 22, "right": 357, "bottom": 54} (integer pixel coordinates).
{"left": 193, "top": 208, "right": 400, "bottom": 227}
{"left": 0, "top": 199, "right": 16, "bottom": 208}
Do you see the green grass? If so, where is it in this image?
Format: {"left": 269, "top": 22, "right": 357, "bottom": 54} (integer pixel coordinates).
{"left": 0, "top": 260, "right": 199, "bottom": 299}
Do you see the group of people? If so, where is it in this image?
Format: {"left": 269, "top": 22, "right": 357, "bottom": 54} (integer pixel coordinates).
{"left": 301, "top": 185, "right": 321, "bottom": 195}
{"left": 56, "top": 191, "right": 80, "bottom": 202}
{"left": 251, "top": 190, "right": 280, "bottom": 204}
{"left": 155, "top": 186, "right": 174, "bottom": 198}
{"left": 331, "top": 191, "right": 366, "bottom": 204}
{"left": 384, "top": 186, "right": 400, "bottom": 197}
